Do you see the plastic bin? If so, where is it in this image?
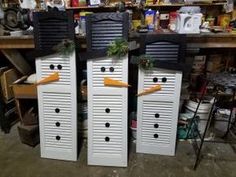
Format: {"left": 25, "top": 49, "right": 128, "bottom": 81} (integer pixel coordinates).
{"left": 214, "top": 109, "right": 235, "bottom": 133}
{"left": 185, "top": 100, "right": 212, "bottom": 134}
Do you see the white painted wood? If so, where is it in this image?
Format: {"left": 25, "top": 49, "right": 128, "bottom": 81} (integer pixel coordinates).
{"left": 36, "top": 52, "right": 77, "bottom": 161}
{"left": 87, "top": 55, "right": 128, "bottom": 167}
{"left": 137, "top": 68, "right": 182, "bottom": 156}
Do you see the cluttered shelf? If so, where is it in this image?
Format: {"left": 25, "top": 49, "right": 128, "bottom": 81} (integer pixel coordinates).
{"left": 130, "top": 31, "right": 236, "bottom": 48}
{"left": 1, "top": 32, "right": 236, "bottom": 49}
{"left": 146, "top": 2, "right": 226, "bottom": 7}
{"left": 66, "top": 2, "right": 226, "bottom": 10}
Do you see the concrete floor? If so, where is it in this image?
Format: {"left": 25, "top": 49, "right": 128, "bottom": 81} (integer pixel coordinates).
{"left": 1, "top": 124, "right": 236, "bottom": 177}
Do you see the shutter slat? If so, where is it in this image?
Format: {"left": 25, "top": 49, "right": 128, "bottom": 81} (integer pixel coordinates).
{"left": 145, "top": 42, "right": 179, "bottom": 62}
{"left": 43, "top": 92, "right": 73, "bottom": 150}
{"left": 90, "top": 20, "right": 123, "bottom": 50}
{"left": 33, "top": 11, "right": 74, "bottom": 50}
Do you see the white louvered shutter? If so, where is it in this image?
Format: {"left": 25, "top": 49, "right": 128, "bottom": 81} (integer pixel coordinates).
{"left": 36, "top": 52, "right": 77, "bottom": 161}
{"left": 137, "top": 68, "right": 182, "bottom": 156}
{"left": 87, "top": 56, "right": 128, "bottom": 167}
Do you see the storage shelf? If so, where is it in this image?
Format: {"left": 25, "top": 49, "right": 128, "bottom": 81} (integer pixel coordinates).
{"left": 66, "top": 2, "right": 226, "bottom": 10}
{"left": 147, "top": 2, "right": 226, "bottom": 7}
{"left": 66, "top": 5, "right": 117, "bottom": 10}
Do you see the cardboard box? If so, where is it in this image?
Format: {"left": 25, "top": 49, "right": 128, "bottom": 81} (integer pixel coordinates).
{"left": 0, "top": 67, "right": 8, "bottom": 75}
{"left": 17, "top": 124, "right": 39, "bottom": 147}
{"left": 22, "top": 107, "right": 38, "bottom": 126}
{"left": 12, "top": 76, "right": 37, "bottom": 99}
{"left": 192, "top": 55, "right": 206, "bottom": 72}
{"left": 0, "top": 69, "right": 19, "bottom": 101}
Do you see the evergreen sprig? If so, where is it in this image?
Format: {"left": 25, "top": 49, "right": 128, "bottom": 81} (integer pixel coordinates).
{"left": 53, "top": 39, "right": 75, "bottom": 56}
{"left": 131, "top": 55, "right": 154, "bottom": 70}
{"left": 107, "top": 38, "right": 129, "bottom": 58}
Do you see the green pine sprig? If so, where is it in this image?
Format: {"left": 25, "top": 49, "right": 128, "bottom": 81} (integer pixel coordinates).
{"left": 53, "top": 39, "right": 75, "bottom": 56}
{"left": 107, "top": 38, "right": 129, "bottom": 59}
{"left": 131, "top": 55, "right": 154, "bottom": 70}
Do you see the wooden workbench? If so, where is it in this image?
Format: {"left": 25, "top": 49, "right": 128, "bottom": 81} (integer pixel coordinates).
{"left": 0, "top": 33, "right": 235, "bottom": 74}
{"left": 0, "top": 35, "right": 34, "bottom": 49}
{"left": 186, "top": 33, "right": 236, "bottom": 48}
{"left": 0, "top": 35, "right": 34, "bottom": 75}
{"left": 1, "top": 33, "right": 236, "bottom": 49}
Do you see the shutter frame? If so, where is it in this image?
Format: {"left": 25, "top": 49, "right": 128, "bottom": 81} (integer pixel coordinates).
{"left": 33, "top": 11, "right": 75, "bottom": 50}
{"left": 86, "top": 12, "right": 129, "bottom": 51}
{"left": 139, "top": 34, "right": 186, "bottom": 64}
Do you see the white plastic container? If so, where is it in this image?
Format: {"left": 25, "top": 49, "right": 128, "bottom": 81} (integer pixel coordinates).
{"left": 154, "top": 10, "right": 160, "bottom": 30}
{"left": 214, "top": 109, "right": 235, "bottom": 133}
{"left": 10, "top": 31, "right": 23, "bottom": 36}
{"left": 185, "top": 100, "right": 212, "bottom": 134}
{"left": 130, "top": 127, "right": 137, "bottom": 139}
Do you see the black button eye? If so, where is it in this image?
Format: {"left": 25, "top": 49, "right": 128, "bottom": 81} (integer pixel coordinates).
{"left": 154, "top": 124, "right": 159, "bottom": 128}
{"left": 105, "top": 108, "right": 110, "bottom": 113}
{"left": 153, "top": 77, "right": 158, "bottom": 83}
{"left": 105, "top": 137, "right": 110, "bottom": 142}
{"left": 105, "top": 122, "right": 110, "bottom": 127}
{"left": 109, "top": 67, "right": 114, "bottom": 72}
{"left": 155, "top": 113, "right": 160, "bottom": 118}
{"left": 101, "top": 67, "right": 105, "bottom": 72}
{"left": 57, "top": 64, "right": 62, "bottom": 70}
{"left": 154, "top": 134, "right": 159, "bottom": 138}
{"left": 162, "top": 77, "right": 167, "bottom": 83}
{"left": 56, "top": 136, "right": 61, "bottom": 140}
{"left": 50, "top": 64, "right": 55, "bottom": 70}
{"left": 55, "top": 122, "right": 60, "bottom": 127}
{"left": 55, "top": 108, "right": 60, "bottom": 113}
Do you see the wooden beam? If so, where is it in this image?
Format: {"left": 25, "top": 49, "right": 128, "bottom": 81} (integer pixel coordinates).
{"left": 0, "top": 36, "right": 35, "bottom": 49}
{"left": 1, "top": 49, "right": 32, "bottom": 75}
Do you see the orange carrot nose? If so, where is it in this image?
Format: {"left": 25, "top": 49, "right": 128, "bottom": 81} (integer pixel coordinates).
{"left": 137, "top": 84, "right": 161, "bottom": 96}
{"left": 36, "top": 72, "right": 60, "bottom": 85}
{"left": 104, "top": 77, "right": 130, "bottom": 87}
